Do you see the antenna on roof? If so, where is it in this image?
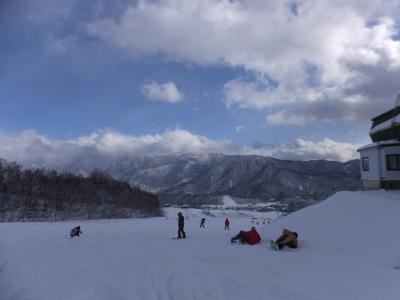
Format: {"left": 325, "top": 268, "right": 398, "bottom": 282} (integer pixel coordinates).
{"left": 392, "top": 94, "right": 400, "bottom": 128}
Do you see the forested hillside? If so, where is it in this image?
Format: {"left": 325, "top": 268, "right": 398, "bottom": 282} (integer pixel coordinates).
{"left": 0, "top": 160, "right": 161, "bottom": 221}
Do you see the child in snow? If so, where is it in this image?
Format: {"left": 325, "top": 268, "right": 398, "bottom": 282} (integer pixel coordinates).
{"left": 200, "top": 218, "right": 205, "bottom": 228}
{"left": 224, "top": 218, "right": 230, "bottom": 230}
{"left": 272, "top": 229, "right": 298, "bottom": 250}
{"left": 70, "top": 226, "right": 82, "bottom": 238}
{"left": 231, "top": 227, "right": 261, "bottom": 245}
{"left": 177, "top": 212, "right": 186, "bottom": 239}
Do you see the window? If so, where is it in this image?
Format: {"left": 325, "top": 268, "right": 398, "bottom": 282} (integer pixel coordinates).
{"left": 361, "top": 157, "right": 369, "bottom": 171}
{"left": 386, "top": 155, "right": 400, "bottom": 171}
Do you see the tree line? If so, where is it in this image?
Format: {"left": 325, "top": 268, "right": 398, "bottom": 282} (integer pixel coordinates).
{"left": 0, "top": 159, "right": 162, "bottom": 221}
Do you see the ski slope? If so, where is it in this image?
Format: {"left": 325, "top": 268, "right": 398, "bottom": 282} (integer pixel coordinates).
{"left": 1, "top": 191, "right": 399, "bottom": 300}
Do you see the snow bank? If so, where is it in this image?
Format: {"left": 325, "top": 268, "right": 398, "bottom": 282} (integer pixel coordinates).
{"left": 221, "top": 195, "right": 238, "bottom": 207}
{"left": 0, "top": 191, "right": 399, "bottom": 300}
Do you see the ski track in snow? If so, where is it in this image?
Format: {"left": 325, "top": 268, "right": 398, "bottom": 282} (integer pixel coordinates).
{"left": 1, "top": 191, "right": 400, "bottom": 300}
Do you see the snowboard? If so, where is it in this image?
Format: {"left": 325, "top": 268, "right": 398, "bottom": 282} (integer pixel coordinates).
{"left": 270, "top": 241, "right": 280, "bottom": 251}
{"left": 231, "top": 238, "right": 245, "bottom": 245}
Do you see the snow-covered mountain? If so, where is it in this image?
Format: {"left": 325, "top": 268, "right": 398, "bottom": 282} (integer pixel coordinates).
{"left": 54, "top": 154, "right": 362, "bottom": 210}
{"left": 16, "top": 153, "right": 362, "bottom": 210}
{"left": 1, "top": 190, "right": 398, "bottom": 299}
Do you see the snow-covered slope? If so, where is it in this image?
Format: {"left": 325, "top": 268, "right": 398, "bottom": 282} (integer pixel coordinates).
{"left": 1, "top": 191, "right": 399, "bottom": 300}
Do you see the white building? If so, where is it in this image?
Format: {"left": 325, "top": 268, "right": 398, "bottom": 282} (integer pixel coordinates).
{"left": 357, "top": 102, "right": 400, "bottom": 189}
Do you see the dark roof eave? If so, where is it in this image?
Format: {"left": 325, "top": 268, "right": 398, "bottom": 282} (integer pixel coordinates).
{"left": 371, "top": 106, "right": 400, "bottom": 122}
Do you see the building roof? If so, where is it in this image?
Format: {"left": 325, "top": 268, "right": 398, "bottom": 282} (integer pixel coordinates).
{"left": 371, "top": 106, "right": 400, "bottom": 124}
{"left": 357, "top": 140, "right": 400, "bottom": 152}
{"left": 370, "top": 105, "right": 400, "bottom": 142}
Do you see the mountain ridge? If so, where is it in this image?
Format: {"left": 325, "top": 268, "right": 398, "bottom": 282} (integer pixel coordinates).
{"left": 31, "top": 153, "right": 362, "bottom": 210}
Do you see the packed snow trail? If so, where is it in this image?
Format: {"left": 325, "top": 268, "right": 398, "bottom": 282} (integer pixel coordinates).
{"left": 0, "top": 191, "right": 399, "bottom": 300}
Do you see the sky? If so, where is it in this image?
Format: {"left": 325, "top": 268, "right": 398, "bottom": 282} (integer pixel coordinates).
{"left": 1, "top": 0, "right": 400, "bottom": 163}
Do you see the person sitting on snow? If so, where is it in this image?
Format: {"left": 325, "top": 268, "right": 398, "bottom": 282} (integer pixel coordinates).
{"left": 70, "top": 226, "right": 82, "bottom": 238}
{"left": 231, "top": 227, "right": 261, "bottom": 245}
{"left": 273, "top": 229, "right": 298, "bottom": 250}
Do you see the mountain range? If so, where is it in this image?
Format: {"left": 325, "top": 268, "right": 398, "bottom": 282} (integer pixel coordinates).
{"left": 44, "top": 154, "right": 362, "bottom": 212}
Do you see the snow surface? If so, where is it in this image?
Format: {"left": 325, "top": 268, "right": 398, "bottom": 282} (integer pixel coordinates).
{"left": 215, "top": 195, "right": 275, "bottom": 210}
{"left": 1, "top": 191, "right": 400, "bottom": 300}
{"left": 221, "top": 195, "right": 238, "bottom": 207}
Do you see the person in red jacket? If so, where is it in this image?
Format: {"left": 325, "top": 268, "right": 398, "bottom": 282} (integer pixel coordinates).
{"left": 224, "top": 218, "right": 230, "bottom": 230}
{"left": 230, "top": 227, "right": 261, "bottom": 245}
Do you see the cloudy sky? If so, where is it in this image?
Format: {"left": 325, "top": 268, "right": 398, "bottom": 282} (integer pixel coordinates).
{"left": 1, "top": 0, "right": 400, "bottom": 163}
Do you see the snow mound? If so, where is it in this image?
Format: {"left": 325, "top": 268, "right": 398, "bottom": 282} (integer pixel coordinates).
{"left": 221, "top": 195, "right": 238, "bottom": 207}
{"left": 0, "top": 190, "right": 399, "bottom": 300}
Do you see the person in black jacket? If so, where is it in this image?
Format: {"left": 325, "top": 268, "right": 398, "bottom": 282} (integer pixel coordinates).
{"left": 177, "top": 212, "right": 186, "bottom": 239}
{"left": 70, "top": 226, "right": 82, "bottom": 238}
{"left": 200, "top": 218, "right": 205, "bottom": 228}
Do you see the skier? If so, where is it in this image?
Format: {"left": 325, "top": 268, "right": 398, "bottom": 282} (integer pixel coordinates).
{"left": 177, "top": 212, "right": 186, "bottom": 239}
{"left": 70, "top": 226, "right": 82, "bottom": 238}
{"left": 231, "top": 227, "right": 261, "bottom": 245}
{"left": 271, "top": 229, "right": 298, "bottom": 250}
{"left": 200, "top": 218, "right": 206, "bottom": 228}
{"left": 224, "top": 218, "right": 230, "bottom": 230}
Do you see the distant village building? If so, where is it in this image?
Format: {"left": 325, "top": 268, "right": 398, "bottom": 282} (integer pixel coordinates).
{"left": 357, "top": 96, "right": 400, "bottom": 189}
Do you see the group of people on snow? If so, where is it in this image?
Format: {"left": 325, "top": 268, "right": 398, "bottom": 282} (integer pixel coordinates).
{"left": 69, "top": 212, "right": 299, "bottom": 251}
{"left": 230, "top": 226, "right": 298, "bottom": 250}
{"left": 174, "top": 212, "right": 298, "bottom": 250}
{"left": 198, "top": 217, "right": 229, "bottom": 230}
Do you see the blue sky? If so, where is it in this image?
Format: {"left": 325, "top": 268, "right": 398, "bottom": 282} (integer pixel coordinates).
{"left": 1, "top": 0, "right": 400, "bottom": 163}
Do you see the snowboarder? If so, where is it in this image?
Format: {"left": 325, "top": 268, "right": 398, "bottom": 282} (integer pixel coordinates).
{"left": 200, "top": 218, "right": 205, "bottom": 228}
{"left": 177, "top": 212, "right": 186, "bottom": 239}
{"left": 70, "top": 226, "right": 82, "bottom": 238}
{"left": 224, "top": 218, "right": 230, "bottom": 230}
{"left": 231, "top": 227, "right": 261, "bottom": 245}
{"left": 271, "top": 229, "right": 298, "bottom": 250}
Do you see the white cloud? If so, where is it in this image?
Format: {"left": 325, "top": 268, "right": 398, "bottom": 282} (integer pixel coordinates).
{"left": 142, "top": 81, "right": 184, "bottom": 103}
{"left": 46, "top": 35, "right": 78, "bottom": 55}
{"left": 241, "top": 138, "right": 360, "bottom": 162}
{"left": 223, "top": 78, "right": 293, "bottom": 109}
{"left": 235, "top": 125, "right": 244, "bottom": 133}
{"left": 266, "top": 111, "right": 317, "bottom": 126}
{"left": 0, "top": 130, "right": 359, "bottom": 166}
{"left": 72, "top": 128, "right": 231, "bottom": 155}
{"left": 86, "top": 0, "right": 400, "bottom": 124}
{"left": 0, "top": 130, "right": 79, "bottom": 167}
